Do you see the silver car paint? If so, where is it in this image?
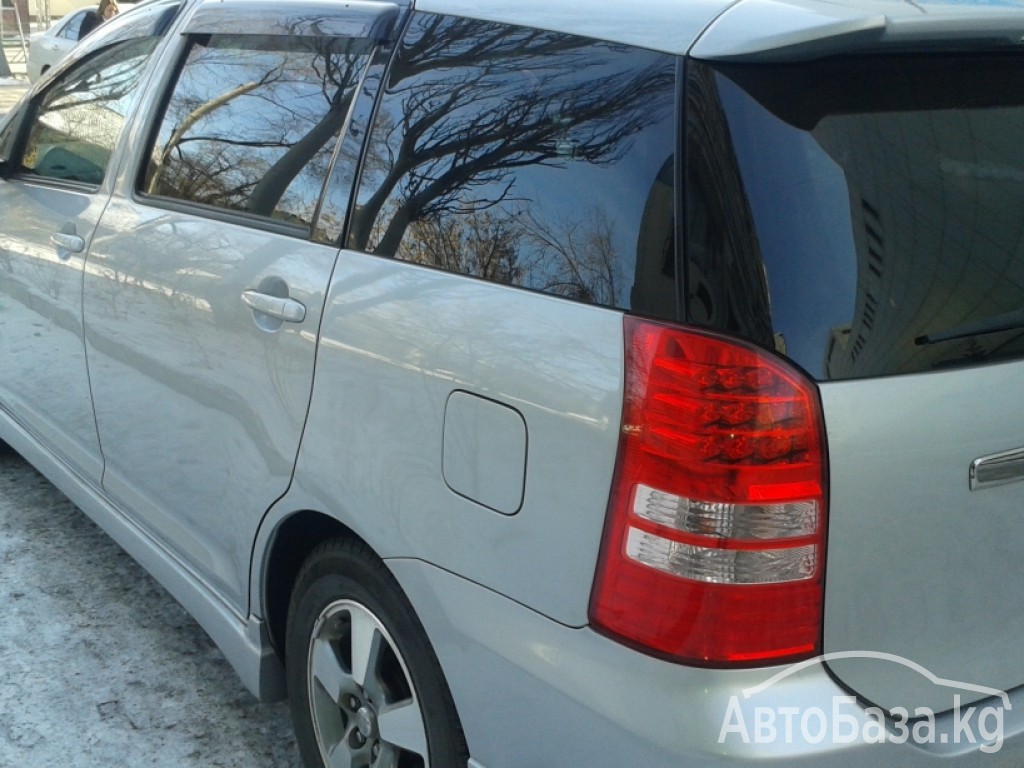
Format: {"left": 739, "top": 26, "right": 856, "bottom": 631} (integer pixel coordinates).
{"left": 76, "top": 13, "right": 343, "bottom": 611}
{"left": 3, "top": 0, "right": 1024, "bottom": 765}
{"left": 416, "top": 0, "right": 736, "bottom": 56}
{"left": 392, "top": 558, "right": 1024, "bottom": 767}
{"left": 276, "top": 248, "right": 624, "bottom": 626}
{"left": 0, "top": 181, "right": 105, "bottom": 481}
{"left": 822, "top": 360, "right": 1024, "bottom": 713}
{"left": 83, "top": 200, "right": 336, "bottom": 611}
{"left": 690, "top": 0, "right": 1024, "bottom": 61}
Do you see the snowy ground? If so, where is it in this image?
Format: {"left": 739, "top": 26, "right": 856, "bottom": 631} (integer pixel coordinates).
{"left": 0, "top": 450, "right": 303, "bottom": 767}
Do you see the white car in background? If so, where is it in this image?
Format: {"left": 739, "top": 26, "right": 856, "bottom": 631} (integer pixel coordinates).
{"left": 27, "top": 4, "right": 133, "bottom": 82}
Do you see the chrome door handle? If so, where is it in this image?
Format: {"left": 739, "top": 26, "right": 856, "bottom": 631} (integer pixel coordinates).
{"left": 240, "top": 290, "right": 306, "bottom": 323}
{"left": 50, "top": 231, "right": 85, "bottom": 257}
{"left": 970, "top": 446, "right": 1024, "bottom": 491}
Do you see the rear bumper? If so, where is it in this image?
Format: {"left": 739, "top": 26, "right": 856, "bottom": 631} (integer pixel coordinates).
{"left": 389, "top": 558, "right": 1024, "bottom": 767}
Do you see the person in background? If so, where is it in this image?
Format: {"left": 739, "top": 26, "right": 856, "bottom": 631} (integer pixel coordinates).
{"left": 80, "top": 0, "right": 118, "bottom": 38}
{"left": 99, "top": 0, "right": 119, "bottom": 20}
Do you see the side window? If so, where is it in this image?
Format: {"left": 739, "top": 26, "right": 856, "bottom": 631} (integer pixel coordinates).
{"left": 20, "top": 38, "right": 158, "bottom": 185}
{"left": 58, "top": 12, "right": 87, "bottom": 40}
{"left": 348, "top": 13, "right": 678, "bottom": 319}
{"left": 141, "top": 34, "right": 372, "bottom": 232}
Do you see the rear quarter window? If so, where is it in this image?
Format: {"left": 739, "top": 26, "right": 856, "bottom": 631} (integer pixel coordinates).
{"left": 348, "top": 12, "right": 679, "bottom": 319}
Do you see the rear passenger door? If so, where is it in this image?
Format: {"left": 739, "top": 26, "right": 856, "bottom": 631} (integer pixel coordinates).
{"left": 82, "top": 0, "right": 397, "bottom": 612}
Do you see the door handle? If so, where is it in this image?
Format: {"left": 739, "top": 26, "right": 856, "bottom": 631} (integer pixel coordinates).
{"left": 240, "top": 290, "right": 306, "bottom": 323}
{"left": 970, "top": 446, "right": 1024, "bottom": 491}
{"left": 50, "top": 231, "right": 85, "bottom": 258}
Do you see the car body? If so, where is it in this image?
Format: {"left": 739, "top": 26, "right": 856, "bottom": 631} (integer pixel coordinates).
{"left": 2, "top": 0, "right": 1024, "bottom": 765}
{"left": 27, "top": 3, "right": 134, "bottom": 83}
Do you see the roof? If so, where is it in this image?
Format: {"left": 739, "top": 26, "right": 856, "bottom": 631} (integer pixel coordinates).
{"left": 415, "top": 0, "right": 737, "bottom": 55}
{"left": 417, "top": 0, "right": 1024, "bottom": 60}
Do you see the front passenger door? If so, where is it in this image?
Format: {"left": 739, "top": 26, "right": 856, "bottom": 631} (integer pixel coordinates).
{"left": 0, "top": 37, "right": 158, "bottom": 481}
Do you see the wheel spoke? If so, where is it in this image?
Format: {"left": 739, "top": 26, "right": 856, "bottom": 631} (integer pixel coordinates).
{"left": 349, "top": 608, "right": 384, "bottom": 694}
{"left": 377, "top": 699, "right": 428, "bottom": 758}
{"left": 325, "top": 738, "right": 355, "bottom": 768}
{"left": 311, "top": 636, "right": 350, "bottom": 705}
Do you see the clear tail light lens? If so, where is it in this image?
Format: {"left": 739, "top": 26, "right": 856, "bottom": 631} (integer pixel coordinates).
{"left": 590, "top": 318, "right": 827, "bottom": 666}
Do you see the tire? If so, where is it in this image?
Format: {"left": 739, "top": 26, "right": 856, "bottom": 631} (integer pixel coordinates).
{"left": 286, "top": 539, "right": 468, "bottom": 768}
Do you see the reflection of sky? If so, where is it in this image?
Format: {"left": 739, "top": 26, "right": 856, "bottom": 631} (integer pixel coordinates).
{"left": 511, "top": 114, "right": 673, "bottom": 304}
{"left": 156, "top": 36, "right": 369, "bottom": 225}
{"left": 717, "top": 74, "right": 857, "bottom": 375}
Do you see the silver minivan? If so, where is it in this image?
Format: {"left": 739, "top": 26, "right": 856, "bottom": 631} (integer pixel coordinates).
{"left": 3, "top": 0, "right": 1024, "bottom": 765}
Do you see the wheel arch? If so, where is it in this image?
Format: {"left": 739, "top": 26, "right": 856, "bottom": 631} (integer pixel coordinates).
{"left": 259, "top": 509, "right": 368, "bottom": 660}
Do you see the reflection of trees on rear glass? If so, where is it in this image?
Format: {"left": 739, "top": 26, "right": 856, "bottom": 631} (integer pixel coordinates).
{"left": 352, "top": 14, "right": 676, "bottom": 311}
{"left": 145, "top": 34, "right": 370, "bottom": 229}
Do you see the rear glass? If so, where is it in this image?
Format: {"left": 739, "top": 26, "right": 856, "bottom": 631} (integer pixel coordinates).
{"left": 686, "top": 55, "right": 1024, "bottom": 380}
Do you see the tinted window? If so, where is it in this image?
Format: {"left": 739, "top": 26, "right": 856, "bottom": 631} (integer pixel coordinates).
{"left": 349, "top": 13, "right": 678, "bottom": 318}
{"left": 20, "top": 38, "right": 158, "bottom": 185}
{"left": 687, "top": 56, "right": 1024, "bottom": 380}
{"left": 142, "top": 34, "right": 371, "bottom": 231}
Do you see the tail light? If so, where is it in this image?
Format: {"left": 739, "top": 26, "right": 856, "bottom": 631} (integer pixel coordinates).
{"left": 590, "top": 317, "right": 827, "bottom": 666}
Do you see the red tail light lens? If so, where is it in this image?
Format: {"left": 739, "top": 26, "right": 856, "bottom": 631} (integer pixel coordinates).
{"left": 590, "top": 318, "right": 827, "bottom": 666}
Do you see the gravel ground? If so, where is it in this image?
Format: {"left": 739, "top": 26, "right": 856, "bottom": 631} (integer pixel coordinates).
{"left": 0, "top": 449, "right": 303, "bottom": 767}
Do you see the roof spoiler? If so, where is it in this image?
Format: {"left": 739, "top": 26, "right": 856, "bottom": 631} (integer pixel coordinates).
{"left": 690, "top": 0, "right": 1024, "bottom": 62}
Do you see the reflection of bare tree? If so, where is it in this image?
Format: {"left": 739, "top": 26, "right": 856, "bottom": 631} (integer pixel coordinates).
{"left": 401, "top": 209, "right": 524, "bottom": 285}
{"left": 396, "top": 203, "right": 625, "bottom": 306}
{"left": 23, "top": 39, "right": 156, "bottom": 179}
{"left": 146, "top": 79, "right": 266, "bottom": 193}
{"left": 519, "top": 208, "right": 621, "bottom": 306}
{"left": 147, "top": 35, "right": 369, "bottom": 226}
{"left": 351, "top": 15, "right": 675, "bottom": 257}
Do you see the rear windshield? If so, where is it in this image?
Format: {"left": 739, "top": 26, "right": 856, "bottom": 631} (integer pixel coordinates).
{"left": 685, "top": 55, "right": 1024, "bottom": 381}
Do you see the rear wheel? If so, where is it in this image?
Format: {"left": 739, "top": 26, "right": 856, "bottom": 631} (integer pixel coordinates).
{"left": 285, "top": 539, "right": 467, "bottom": 768}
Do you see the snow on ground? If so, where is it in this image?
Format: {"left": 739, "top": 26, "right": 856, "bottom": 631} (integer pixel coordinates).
{"left": 0, "top": 450, "right": 303, "bottom": 767}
